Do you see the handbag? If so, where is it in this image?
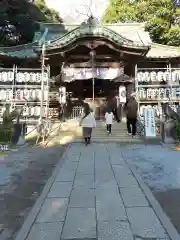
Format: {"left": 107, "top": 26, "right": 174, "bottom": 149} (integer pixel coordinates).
{"left": 79, "top": 118, "right": 83, "bottom": 126}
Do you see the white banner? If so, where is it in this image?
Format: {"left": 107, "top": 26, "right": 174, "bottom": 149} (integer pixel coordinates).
{"left": 59, "top": 87, "right": 66, "bottom": 104}
{"left": 62, "top": 67, "right": 124, "bottom": 82}
{"left": 119, "top": 86, "right": 126, "bottom": 103}
{"left": 144, "top": 107, "right": 156, "bottom": 137}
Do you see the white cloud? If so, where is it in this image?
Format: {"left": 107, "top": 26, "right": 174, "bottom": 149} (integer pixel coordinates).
{"left": 46, "top": 0, "right": 108, "bottom": 23}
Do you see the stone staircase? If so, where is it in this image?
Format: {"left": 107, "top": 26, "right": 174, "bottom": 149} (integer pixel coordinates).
{"left": 75, "top": 121, "right": 143, "bottom": 143}
{"left": 46, "top": 119, "right": 143, "bottom": 146}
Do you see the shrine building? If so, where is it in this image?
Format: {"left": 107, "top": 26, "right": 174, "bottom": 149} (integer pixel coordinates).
{"left": 0, "top": 16, "right": 180, "bottom": 120}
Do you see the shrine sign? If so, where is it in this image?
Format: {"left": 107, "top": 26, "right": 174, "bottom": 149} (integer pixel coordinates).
{"left": 62, "top": 67, "right": 124, "bottom": 82}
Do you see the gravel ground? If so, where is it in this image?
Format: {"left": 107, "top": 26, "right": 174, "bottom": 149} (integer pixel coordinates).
{"left": 121, "top": 144, "right": 180, "bottom": 235}
{"left": 0, "top": 145, "right": 65, "bottom": 240}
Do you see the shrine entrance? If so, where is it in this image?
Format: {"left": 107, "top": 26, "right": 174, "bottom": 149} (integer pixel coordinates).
{"left": 65, "top": 78, "right": 116, "bottom": 99}
{"left": 64, "top": 78, "right": 118, "bottom": 119}
{"left": 56, "top": 63, "right": 137, "bottom": 119}
{"left": 39, "top": 17, "right": 149, "bottom": 119}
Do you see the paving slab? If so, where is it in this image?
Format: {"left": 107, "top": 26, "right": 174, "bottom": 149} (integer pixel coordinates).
{"left": 65, "top": 154, "right": 80, "bottom": 162}
{"left": 96, "top": 194, "right": 127, "bottom": 221}
{"left": 95, "top": 162, "right": 110, "bottom": 169}
{"left": 98, "top": 221, "right": 134, "bottom": 240}
{"left": 26, "top": 222, "right": 63, "bottom": 240}
{"left": 61, "top": 207, "right": 96, "bottom": 240}
{"left": 36, "top": 198, "right": 68, "bottom": 223}
{"left": 95, "top": 180, "right": 120, "bottom": 199}
{"left": 109, "top": 154, "right": 126, "bottom": 165}
{"left": 47, "top": 181, "right": 73, "bottom": 198}
{"left": 120, "top": 187, "right": 149, "bottom": 207}
{"left": 96, "top": 180, "right": 127, "bottom": 221}
{"left": 115, "top": 171, "right": 140, "bottom": 188}
{"left": 127, "top": 206, "right": 167, "bottom": 238}
{"left": 60, "top": 161, "right": 79, "bottom": 171}
{"left": 74, "top": 173, "right": 95, "bottom": 188}
{"left": 69, "top": 187, "right": 95, "bottom": 208}
{"left": 77, "top": 163, "right": 94, "bottom": 175}
{"left": 111, "top": 164, "right": 132, "bottom": 175}
{"left": 55, "top": 169, "right": 76, "bottom": 182}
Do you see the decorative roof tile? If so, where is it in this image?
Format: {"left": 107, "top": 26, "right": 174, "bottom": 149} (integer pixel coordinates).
{"left": 6, "top": 49, "right": 37, "bottom": 58}
{"left": 1, "top": 21, "right": 180, "bottom": 59}
{"left": 147, "top": 43, "right": 180, "bottom": 58}
{"left": 0, "top": 42, "right": 37, "bottom": 59}
{"left": 43, "top": 22, "right": 149, "bottom": 51}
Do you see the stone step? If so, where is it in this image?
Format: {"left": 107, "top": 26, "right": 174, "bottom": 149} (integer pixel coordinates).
{"left": 92, "top": 131, "right": 130, "bottom": 135}
{"left": 46, "top": 120, "right": 141, "bottom": 145}
{"left": 77, "top": 133, "right": 140, "bottom": 138}
{"left": 74, "top": 137, "right": 142, "bottom": 143}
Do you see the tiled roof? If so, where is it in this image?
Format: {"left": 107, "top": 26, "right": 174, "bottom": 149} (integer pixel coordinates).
{"left": 38, "top": 21, "right": 151, "bottom": 46}
{"left": 0, "top": 43, "right": 37, "bottom": 59}
{"left": 147, "top": 43, "right": 180, "bottom": 58}
{"left": 1, "top": 21, "right": 180, "bottom": 59}
{"left": 105, "top": 23, "right": 152, "bottom": 45}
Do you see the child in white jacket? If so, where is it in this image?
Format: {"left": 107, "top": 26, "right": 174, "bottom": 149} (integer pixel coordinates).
{"left": 105, "top": 109, "right": 114, "bottom": 134}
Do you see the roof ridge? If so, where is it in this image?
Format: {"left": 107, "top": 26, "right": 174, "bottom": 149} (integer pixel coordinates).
{"left": 0, "top": 42, "right": 37, "bottom": 52}
{"left": 151, "top": 43, "right": 180, "bottom": 50}
{"left": 48, "top": 24, "right": 148, "bottom": 47}
{"left": 104, "top": 22, "right": 145, "bottom": 26}
{"left": 37, "top": 21, "right": 76, "bottom": 27}
{"left": 35, "top": 21, "right": 146, "bottom": 27}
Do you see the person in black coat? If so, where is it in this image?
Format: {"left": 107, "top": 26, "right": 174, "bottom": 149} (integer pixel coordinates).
{"left": 124, "top": 94, "right": 138, "bottom": 137}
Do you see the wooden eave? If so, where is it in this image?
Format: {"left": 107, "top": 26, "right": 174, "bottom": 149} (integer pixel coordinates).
{"left": 34, "top": 24, "right": 150, "bottom": 57}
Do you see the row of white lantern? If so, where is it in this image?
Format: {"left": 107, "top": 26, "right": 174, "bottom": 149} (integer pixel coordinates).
{"left": 0, "top": 72, "right": 48, "bottom": 82}
{"left": 48, "top": 108, "right": 59, "bottom": 117}
{"left": 137, "top": 71, "right": 180, "bottom": 83}
{"left": 0, "top": 106, "right": 47, "bottom": 117}
{"left": 0, "top": 89, "right": 49, "bottom": 101}
{"left": 138, "top": 88, "right": 180, "bottom": 100}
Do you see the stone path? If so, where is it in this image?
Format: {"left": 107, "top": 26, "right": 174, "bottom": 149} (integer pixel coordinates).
{"left": 16, "top": 143, "right": 173, "bottom": 240}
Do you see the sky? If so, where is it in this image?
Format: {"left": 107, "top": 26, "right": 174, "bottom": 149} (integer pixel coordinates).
{"left": 46, "top": 0, "right": 108, "bottom": 23}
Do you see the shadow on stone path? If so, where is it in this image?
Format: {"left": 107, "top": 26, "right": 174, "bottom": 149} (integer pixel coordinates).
{"left": 121, "top": 144, "right": 180, "bottom": 235}
{"left": 0, "top": 145, "right": 65, "bottom": 240}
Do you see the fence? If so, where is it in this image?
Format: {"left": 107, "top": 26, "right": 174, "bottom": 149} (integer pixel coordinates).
{"left": 70, "top": 106, "right": 84, "bottom": 119}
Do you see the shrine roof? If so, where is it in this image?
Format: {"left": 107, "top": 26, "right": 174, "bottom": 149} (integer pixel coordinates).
{"left": 0, "top": 42, "right": 37, "bottom": 59}
{"left": 33, "top": 19, "right": 150, "bottom": 56}
{"left": 146, "top": 43, "right": 180, "bottom": 59}
{"left": 1, "top": 20, "right": 180, "bottom": 59}
{"left": 35, "top": 21, "right": 151, "bottom": 45}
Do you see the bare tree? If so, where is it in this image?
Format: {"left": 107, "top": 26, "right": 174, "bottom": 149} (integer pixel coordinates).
{"left": 75, "top": 0, "right": 93, "bottom": 19}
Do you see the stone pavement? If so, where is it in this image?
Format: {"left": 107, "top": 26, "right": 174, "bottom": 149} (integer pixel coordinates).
{"left": 15, "top": 143, "right": 176, "bottom": 240}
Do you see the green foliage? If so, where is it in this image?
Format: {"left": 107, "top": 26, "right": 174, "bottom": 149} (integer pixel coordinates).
{"left": 34, "top": 0, "right": 63, "bottom": 23}
{"left": 1, "top": 107, "right": 24, "bottom": 144}
{"left": 175, "top": 120, "right": 180, "bottom": 141}
{"left": 102, "top": 0, "right": 180, "bottom": 46}
{"left": 0, "top": 125, "right": 12, "bottom": 143}
{"left": 0, "top": 0, "right": 62, "bottom": 46}
{"left": 164, "top": 26, "right": 180, "bottom": 46}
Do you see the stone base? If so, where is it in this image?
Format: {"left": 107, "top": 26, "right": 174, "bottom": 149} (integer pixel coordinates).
{"left": 162, "top": 120, "right": 176, "bottom": 144}
{"left": 16, "top": 136, "right": 25, "bottom": 146}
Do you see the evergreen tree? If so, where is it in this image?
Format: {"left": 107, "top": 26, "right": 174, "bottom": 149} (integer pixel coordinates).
{"left": 102, "top": 0, "right": 180, "bottom": 46}
{"left": 0, "top": 0, "right": 63, "bottom": 46}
